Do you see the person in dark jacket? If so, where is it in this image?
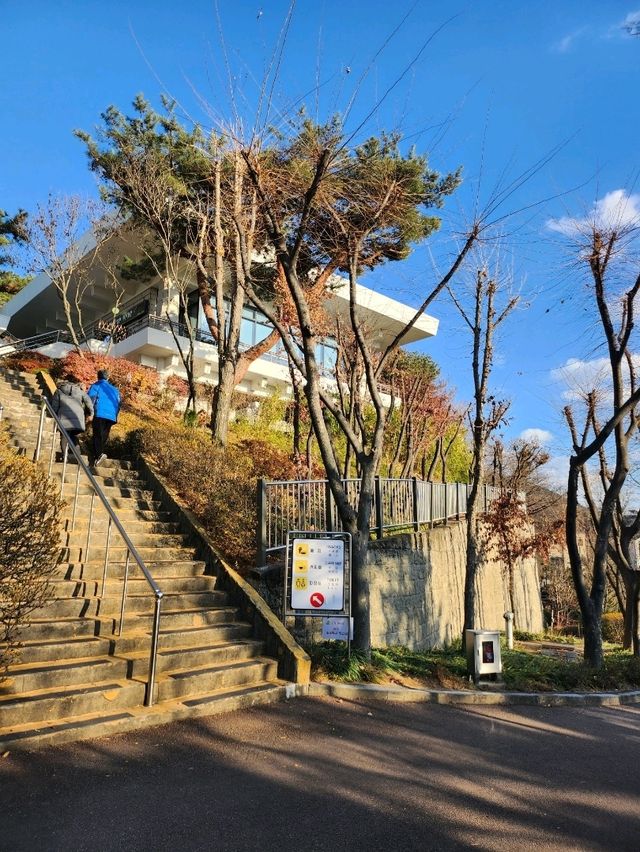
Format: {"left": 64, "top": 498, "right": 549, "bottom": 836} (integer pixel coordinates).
{"left": 87, "top": 369, "right": 121, "bottom": 466}
{"left": 51, "top": 380, "right": 94, "bottom": 456}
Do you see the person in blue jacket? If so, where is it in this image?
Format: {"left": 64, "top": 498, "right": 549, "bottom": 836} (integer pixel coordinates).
{"left": 87, "top": 369, "right": 121, "bottom": 466}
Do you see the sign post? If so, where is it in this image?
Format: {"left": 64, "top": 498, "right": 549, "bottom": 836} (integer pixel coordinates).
{"left": 283, "top": 530, "right": 352, "bottom": 654}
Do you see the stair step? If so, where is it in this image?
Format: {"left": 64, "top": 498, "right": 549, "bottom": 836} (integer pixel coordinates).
{"left": 50, "top": 576, "right": 216, "bottom": 597}
{"left": 16, "top": 616, "right": 110, "bottom": 641}
{"left": 33, "top": 590, "right": 229, "bottom": 618}
{"left": 0, "top": 681, "right": 287, "bottom": 751}
{"left": 63, "top": 530, "right": 189, "bottom": 549}
{"left": 52, "top": 482, "right": 157, "bottom": 501}
{"left": 124, "top": 606, "right": 241, "bottom": 631}
{"left": 156, "top": 657, "right": 279, "bottom": 701}
{"left": 4, "top": 635, "right": 112, "bottom": 664}
{"left": 66, "top": 507, "right": 172, "bottom": 523}
{"left": 0, "top": 679, "right": 146, "bottom": 727}
{"left": 112, "top": 622, "right": 252, "bottom": 654}
{"left": 60, "top": 545, "right": 195, "bottom": 562}
{"left": 129, "top": 637, "right": 264, "bottom": 676}
{"left": 63, "top": 519, "right": 182, "bottom": 535}
{"left": 58, "top": 560, "right": 207, "bottom": 581}
{"left": 0, "top": 656, "right": 130, "bottom": 693}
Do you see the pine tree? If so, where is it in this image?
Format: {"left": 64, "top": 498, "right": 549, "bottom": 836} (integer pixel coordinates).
{"left": 0, "top": 208, "right": 31, "bottom": 306}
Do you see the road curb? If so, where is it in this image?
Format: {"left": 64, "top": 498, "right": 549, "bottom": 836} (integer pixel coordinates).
{"left": 309, "top": 681, "right": 640, "bottom": 706}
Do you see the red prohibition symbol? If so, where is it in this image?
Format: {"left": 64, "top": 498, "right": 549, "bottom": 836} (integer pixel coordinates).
{"left": 310, "top": 592, "right": 325, "bottom": 608}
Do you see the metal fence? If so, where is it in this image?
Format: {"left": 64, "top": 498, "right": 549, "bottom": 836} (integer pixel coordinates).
{"left": 256, "top": 477, "right": 503, "bottom": 564}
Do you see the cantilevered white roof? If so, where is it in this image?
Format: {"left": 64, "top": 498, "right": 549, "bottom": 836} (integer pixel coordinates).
{"left": 329, "top": 278, "right": 438, "bottom": 346}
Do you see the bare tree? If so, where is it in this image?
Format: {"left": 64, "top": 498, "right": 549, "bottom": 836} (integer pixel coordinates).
{"left": 485, "top": 439, "right": 562, "bottom": 624}
{"left": 448, "top": 265, "right": 518, "bottom": 641}
{"left": 576, "top": 391, "right": 640, "bottom": 655}
{"left": 562, "top": 221, "right": 640, "bottom": 667}
{"left": 26, "top": 194, "right": 120, "bottom": 353}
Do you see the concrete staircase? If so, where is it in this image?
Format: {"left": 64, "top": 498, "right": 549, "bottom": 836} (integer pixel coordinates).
{"left": 0, "top": 368, "right": 289, "bottom": 750}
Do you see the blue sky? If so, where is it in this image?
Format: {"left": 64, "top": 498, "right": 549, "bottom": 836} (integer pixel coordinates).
{"left": 3, "top": 1, "right": 640, "bottom": 482}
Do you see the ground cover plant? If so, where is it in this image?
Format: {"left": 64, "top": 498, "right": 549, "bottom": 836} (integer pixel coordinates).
{"left": 309, "top": 639, "right": 640, "bottom": 693}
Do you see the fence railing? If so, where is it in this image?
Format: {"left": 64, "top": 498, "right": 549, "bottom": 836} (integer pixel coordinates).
{"left": 256, "top": 477, "right": 503, "bottom": 564}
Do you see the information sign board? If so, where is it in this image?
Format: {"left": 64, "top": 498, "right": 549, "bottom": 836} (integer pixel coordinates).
{"left": 321, "top": 617, "right": 354, "bottom": 641}
{"left": 284, "top": 531, "right": 351, "bottom": 619}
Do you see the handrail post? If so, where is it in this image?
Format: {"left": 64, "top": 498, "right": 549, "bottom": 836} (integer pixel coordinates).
{"left": 118, "top": 549, "right": 131, "bottom": 636}
{"left": 444, "top": 482, "right": 449, "bottom": 525}
{"left": 85, "top": 491, "right": 96, "bottom": 562}
{"left": 60, "top": 441, "right": 69, "bottom": 496}
{"left": 71, "top": 463, "right": 81, "bottom": 531}
{"left": 101, "top": 517, "right": 112, "bottom": 597}
{"left": 145, "top": 592, "right": 163, "bottom": 707}
{"left": 34, "top": 399, "right": 47, "bottom": 461}
{"left": 374, "top": 476, "right": 383, "bottom": 540}
{"left": 256, "top": 478, "right": 267, "bottom": 567}
{"left": 48, "top": 419, "right": 56, "bottom": 477}
{"left": 429, "top": 480, "right": 434, "bottom": 528}
{"left": 412, "top": 476, "right": 419, "bottom": 532}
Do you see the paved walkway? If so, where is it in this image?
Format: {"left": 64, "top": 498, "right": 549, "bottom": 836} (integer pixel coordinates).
{"left": 1, "top": 696, "right": 638, "bottom": 851}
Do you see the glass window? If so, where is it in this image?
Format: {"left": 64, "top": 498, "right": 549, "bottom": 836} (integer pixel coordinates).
{"left": 317, "top": 339, "right": 338, "bottom": 374}
{"left": 240, "top": 317, "right": 254, "bottom": 346}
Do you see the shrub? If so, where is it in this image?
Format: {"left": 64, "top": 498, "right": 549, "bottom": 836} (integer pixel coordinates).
{"left": 0, "top": 429, "right": 63, "bottom": 678}
{"left": 165, "top": 374, "right": 190, "bottom": 397}
{"left": 52, "top": 351, "right": 160, "bottom": 406}
{"left": 602, "top": 612, "right": 624, "bottom": 645}
{"left": 2, "top": 351, "right": 54, "bottom": 374}
{"left": 130, "top": 424, "right": 300, "bottom": 568}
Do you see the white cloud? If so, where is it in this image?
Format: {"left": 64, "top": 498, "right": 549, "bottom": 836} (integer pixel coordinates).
{"left": 519, "top": 428, "right": 553, "bottom": 445}
{"left": 622, "top": 10, "right": 640, "bottom": 35}
{"left": 546, "top": 189, "right": 640, "bottom": 236}
{"left": 552, "top": 27, "right": 587, "bottom": 53}
{"left": 550, "top": 356, "right": 610, "bottom": 400}
{"left": 543, "top": 454, "right": 570, "bottom": 491}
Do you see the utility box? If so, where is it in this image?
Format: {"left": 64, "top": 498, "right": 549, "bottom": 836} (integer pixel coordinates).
{"left": 465, "top": 629, "right": 502, "bottom": 683}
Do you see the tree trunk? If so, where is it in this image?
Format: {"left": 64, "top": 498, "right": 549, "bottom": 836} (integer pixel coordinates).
{"left": 210, "top": 358, "right": 236, "bottom": 446}
{"left": 507, "top": 560, "right": 516, "bottom": 624}
{"left": 462, "top": 498, "right": 482, "bottom": 644}
{"left": 622, "top": 571, "right": 640, "bottom": 655}
{"left": 632, "top": 578, "right": 640, "bottom": 656}
{"left": 350, "top": 527, "right": 372, "bottom": 657}
{"left": 583, "top": 600, "right": 604, "bottom": 668}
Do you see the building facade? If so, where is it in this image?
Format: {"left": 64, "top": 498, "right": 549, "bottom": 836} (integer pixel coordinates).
{"left": 0, "top": 232, "right": 439, "bottom": 398}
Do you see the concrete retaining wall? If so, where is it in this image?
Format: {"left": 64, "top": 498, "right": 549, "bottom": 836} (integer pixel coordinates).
{"left": 365, "top": 520, "right": 543, "bottom": 649}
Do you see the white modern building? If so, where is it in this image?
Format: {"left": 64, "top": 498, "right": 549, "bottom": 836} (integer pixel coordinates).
{"left": 0, "top": 231, "right": 439, "bottom": 398}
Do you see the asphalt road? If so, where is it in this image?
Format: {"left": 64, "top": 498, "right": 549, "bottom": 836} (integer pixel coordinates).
{"left": 1, "top": 696, "right": 638, "bottom": 852}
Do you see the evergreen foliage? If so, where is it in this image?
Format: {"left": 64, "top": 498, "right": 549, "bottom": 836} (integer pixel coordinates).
{"left": 0, "top": 208, "right": 31, "bottom": 306}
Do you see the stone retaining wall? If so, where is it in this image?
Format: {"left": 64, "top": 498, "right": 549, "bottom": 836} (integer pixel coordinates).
{"left": 365, "top": 520, "right": 543, "bottom": 649}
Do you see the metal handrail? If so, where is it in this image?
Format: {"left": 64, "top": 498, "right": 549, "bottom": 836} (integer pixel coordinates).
{"left": 35, "top": 396, "right": 163, "bottom": 706}
{"left": 0, "top": 329, "right": 66, "bottom": 357}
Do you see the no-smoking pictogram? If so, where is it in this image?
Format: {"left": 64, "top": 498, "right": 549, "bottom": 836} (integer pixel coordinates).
{"left": 310, "top": 592, "right": 325, "bottom": 608}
